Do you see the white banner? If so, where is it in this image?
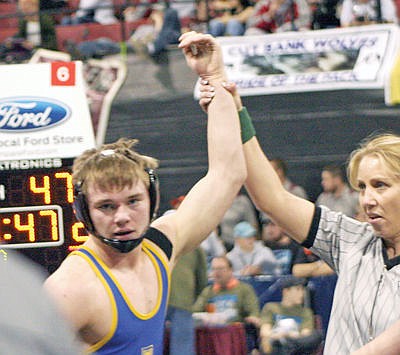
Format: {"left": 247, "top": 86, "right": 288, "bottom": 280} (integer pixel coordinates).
{"left": 195, "top": 24, "right": 400, "bottom": 104}
{"left": 0, "top": 61, "right": 96, "bottom": 160}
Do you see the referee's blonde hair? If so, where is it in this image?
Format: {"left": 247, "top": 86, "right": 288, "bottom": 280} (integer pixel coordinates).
{"left": 347, "top": 132, "right": 400, "bottom": 191}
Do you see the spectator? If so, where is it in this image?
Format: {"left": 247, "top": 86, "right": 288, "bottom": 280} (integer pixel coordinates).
{"left": 270, "top": 158, "right": 308, "bottom": 200}
{"left": 245, "top": 0, "right": 311, "bottom": 35}
{"left": 340, "top": 0, "right": 398, "bottom": 26}
{"left": 258, "top": 157, "right": 306, "bottom": 274}
{"left": 259, "top": 276, "right": 323, "bottom": 355}
{"left": 166, "top": 246, "right": 208, "bottom": 355}
{"left": 316, "top": 164, "right": 359, "bottom": 218}
{"left": 309, "top": 0, "right": 340, "bottom": 29}
{"left": 123, "top": 0, "right": 154, "bottom": 23}
{"left": 292, "top": 247, "right": 334, "bottom": 278}
{"left": 1, "top": 0, "right": 57, "bottom": 62}
{"left": 200, "top": 229, "right": 227, "bottom": 263}
{"left": 193, "top": 256, "right": 261, "bottom": 353}
{"left": 219, "top": 190, "right": 259, "bottom": 251}
{"left": 129, "top": 3, "right": 181, "bottom": 61}
{"left": 61, "top": 0, "right": 117, "bottom": 25}
{"left": 262, "top": 219, "right": 301, "bottom": 274}
{"left": 227, "top": 221, "right": 280, "bottom": 276}
{"left": 204, "top": 0, "right": 254, "bottom": 37}
{"left": 166, "top": 195, "right": 226, "bottom": 264}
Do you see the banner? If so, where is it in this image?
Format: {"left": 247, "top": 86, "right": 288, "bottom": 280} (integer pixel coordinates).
{"left": 195, "top": 24, "right": 400, "bottom": 105}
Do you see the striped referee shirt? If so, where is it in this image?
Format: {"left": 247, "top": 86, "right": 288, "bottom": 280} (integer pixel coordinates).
{"left": 303, "top": 206, "right": 400, "bottom": 354}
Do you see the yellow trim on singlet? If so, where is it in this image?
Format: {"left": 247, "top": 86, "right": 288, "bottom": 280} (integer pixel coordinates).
{"left": 142, "top": 239, "right": 171, "bottom": 301}
{"left": 69, "top": 248, "right": 118, "bottom": 354}
{"left": 73, "top": 242, "right": 171, "bottom": 317}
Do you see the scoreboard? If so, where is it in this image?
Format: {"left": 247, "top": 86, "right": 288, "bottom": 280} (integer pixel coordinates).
{"left": 0, "top": 160, "right": 91, "bottom": 272}
{"left": 0, "top": 61, "right": 96, "bottom": 273}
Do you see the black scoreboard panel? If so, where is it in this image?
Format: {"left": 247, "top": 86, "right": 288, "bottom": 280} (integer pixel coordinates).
{"left": 0, "top": 158, "right": 88, "bottom": 273}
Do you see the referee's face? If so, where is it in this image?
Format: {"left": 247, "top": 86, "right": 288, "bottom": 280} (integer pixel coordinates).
{"left": 357, "top": 155, "right": 400, "bottom": 240}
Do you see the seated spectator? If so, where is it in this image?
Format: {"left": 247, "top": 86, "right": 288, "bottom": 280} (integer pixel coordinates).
{"left": 259, "top": 276, "right": 323, "bottom": 355}
{"left": 245, "top": 0, "right": 310, "bottom": 35}
{"left": 219, "top": 191, "right": 259, "bottom": 252}
{"left": 129, "top": 3, "right": 181, "bottom": 61}
{"left": 261, "top": 219, "right": 301, "bottom": 275}
{"left": 227, "top": 221, "right": 280, "bottom": 276}
{"left": 193, "top": 256, "right": 261, "bottom": 353}
{"left": 164, "top": 195, "right": 226, "bottom": 265}
{"left": 270, "top": 158, "right": 308, "bottom": 200}
{"left": 61, "top": 0, "right": 118, "bottom": 25}
{"left": 340, "top": 0, "right": 398, "bottom": 26}
{"left": 0, "top": 0, "right": 57, "bottom": 63}
{"left": 200, "top": 229, "right": 227, "bottom": 264}
{"left": 123, "top": 0, "right": 153, "bottom": 22}
{"left": 292, "top": 247, "right": 334, "bottom": 278}
{"left": 200, "top": 0, "right": 254, "bottom": 37}
{"left": 309, "top": 0, "right": 340, "bottom": 29}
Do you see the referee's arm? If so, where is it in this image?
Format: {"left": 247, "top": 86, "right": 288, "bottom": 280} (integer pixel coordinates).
{"left": 351, "top": 320, "right": 400, "bottom": 355}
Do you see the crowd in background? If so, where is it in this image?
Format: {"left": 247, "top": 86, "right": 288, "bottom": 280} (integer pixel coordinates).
{"left": 0, "top": 0, "right": 399, "bottom": 62}
{"left": 162, "top": 159, "right": 360, "bottom": 354}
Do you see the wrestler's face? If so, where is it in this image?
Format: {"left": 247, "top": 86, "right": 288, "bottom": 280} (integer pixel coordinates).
{"left": 357, "top": 155, "right": 400, "bottom": 241}
{"left": 87, "top": 180, "right": 150, "bottom": 241}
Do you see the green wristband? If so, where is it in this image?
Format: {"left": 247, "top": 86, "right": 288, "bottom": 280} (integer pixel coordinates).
{"left": 239, "top": 106, "right": 256, "bottom": 143}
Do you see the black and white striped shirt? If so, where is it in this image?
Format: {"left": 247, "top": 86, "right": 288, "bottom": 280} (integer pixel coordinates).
{"left": 304, "top": 206, "right": 400, "bottom": 354}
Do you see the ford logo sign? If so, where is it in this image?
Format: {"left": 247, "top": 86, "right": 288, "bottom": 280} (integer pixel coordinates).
{"left": 0, "top": 97, "right": 71, "bottom": 132}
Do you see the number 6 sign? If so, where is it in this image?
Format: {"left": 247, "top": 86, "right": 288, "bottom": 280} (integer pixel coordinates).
{"left": 51, "top": 62, "right": 76, "bottom": 86}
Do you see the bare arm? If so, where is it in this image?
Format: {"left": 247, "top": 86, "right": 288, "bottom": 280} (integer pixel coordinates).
{"left": 153, "top": 32, "right": 246, "bottom": 260}
{"left": 292, "top": 260, "right": 335, "bottom": 278}
{"left": 200, "top": 81, "right": 314, "bottom": 244}
{"left": 243, "top": 137, "right": 314, "bottom": 243}
{"left": 351, "top": 320, "right": 400, "bottom": 355}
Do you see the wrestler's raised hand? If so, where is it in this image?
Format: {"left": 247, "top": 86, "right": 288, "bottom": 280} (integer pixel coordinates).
{"left": 179, "top": 31, "right": 226, "bottom": 82}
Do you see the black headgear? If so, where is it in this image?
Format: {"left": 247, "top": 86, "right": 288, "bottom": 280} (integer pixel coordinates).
{"left": 72, "top": 152, "right": 159, "bottom": 253}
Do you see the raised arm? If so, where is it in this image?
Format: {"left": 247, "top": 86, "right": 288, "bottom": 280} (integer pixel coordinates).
{"left": 199, "top": 80, "right": 314, "bottom": 244}
{"left": 152, "top": 32, "right": 246, "bottom": 259}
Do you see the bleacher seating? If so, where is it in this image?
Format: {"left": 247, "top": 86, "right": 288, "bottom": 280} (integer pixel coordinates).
{"left": 0, "top": 1, "right": 19, "bottom": 32}
{"left": 55, "top": 18, "right": 150, "bottom": 51}
{"left": 0, "top": 27, "right": 17, "bottom": 43}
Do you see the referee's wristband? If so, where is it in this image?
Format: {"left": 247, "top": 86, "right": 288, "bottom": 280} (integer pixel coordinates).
{"left": 239, "top": 106, "right": 256, "bottom": 143}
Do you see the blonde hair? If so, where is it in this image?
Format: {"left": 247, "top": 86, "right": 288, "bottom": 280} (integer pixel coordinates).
{"left": 72, "top": 138, "right": 158, "bottom": 194}
{"left": 347, "top": 132, "right": 400, "bottom": 190}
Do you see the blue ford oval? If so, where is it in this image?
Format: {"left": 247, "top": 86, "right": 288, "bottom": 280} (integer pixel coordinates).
{"left": 0, "top": 97, "right": 71, "bottom": 132}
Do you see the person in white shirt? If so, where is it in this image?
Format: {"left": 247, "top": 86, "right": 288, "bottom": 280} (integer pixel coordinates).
{"left": 227, "top": 221, "right": 280, "bottom": 276}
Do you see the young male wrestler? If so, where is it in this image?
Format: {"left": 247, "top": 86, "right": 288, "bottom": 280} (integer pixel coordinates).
{"left": 44, "top": 32, "right": 246, "bottom": 354}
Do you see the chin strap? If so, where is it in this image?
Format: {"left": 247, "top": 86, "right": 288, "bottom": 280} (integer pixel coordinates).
{"left": 95, "top": 235, "right": 145, "bottom": 253}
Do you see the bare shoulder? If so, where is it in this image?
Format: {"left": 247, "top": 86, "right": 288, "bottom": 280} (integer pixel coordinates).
{"left": 44, "top": 254, "right": 99, "bottom": 329}
{"left": 45, "top": 254, "right": 94, "bottom": 295}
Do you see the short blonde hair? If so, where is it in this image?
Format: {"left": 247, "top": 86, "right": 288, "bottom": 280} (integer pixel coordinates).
{"left": 72, "top": 138, "right": 158, "bottom": 194}
{"left": 347, "top": 132, "right": 400, "bottom": 190}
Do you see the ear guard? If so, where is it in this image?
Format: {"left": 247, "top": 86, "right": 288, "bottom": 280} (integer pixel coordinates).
{"left": 146, "top": 168, "right": 160, "bottom": 222}
{"left": 73, "top": 169, "right": 160, "bottom": 235}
